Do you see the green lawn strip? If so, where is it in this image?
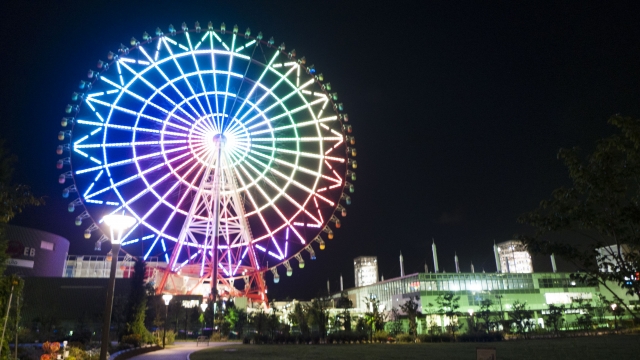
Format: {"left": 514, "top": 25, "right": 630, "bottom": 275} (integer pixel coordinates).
{"left": 190, "top": 335, "right": 640, "bottom": 360}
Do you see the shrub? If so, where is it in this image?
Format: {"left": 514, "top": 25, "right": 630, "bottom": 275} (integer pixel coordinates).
{"left": 457, "top": 332, "right": 504, "bottom": 342}
{"left": 417, "top": 334, "right": 453, "bottom": 342}
{"left": 396, "top": 334, "right": 415, "bottom": 343}
{"left": 210, "top": 332, "right": 227, "bottom": 342}
{"left": 122, "top": 334, "right": 142, "bottom": 347}
{"left": 373, "top": 330, "right": 389, "bottom": 342}
{"left": 164, "top": 330, "right": 176, "bottom": 345}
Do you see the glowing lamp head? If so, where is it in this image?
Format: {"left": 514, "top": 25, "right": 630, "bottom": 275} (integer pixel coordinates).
{"left": 468, "top": 309, "right": 474, "bottom": 316}
{"left": 299, "top": 260, "right": 305, "bottom": 269}
{"left": 103, "top": 214, "right": 136, "bottom": 244}
{"left": 103, "top": 214, "right": 136, "bottom": 231}
{"left": 611, "top": 303, "right": 617, "bottom": 311}
{"left": 200, "top": 302, "right": 208, "bottom": 312}
{"left": 274, "top": 274, "right": 280, "bottom": 283}
{"left": 162, "top": 294, "right": 173, "bottom": 306}
{"left": 319, "top": 243, "right": 326, "bottom": 250}
{"left": 328, "top": 231, "right": 334, "bottom": 240}
{"left": 286, "top": 268, "right": 293, "bottom": 277}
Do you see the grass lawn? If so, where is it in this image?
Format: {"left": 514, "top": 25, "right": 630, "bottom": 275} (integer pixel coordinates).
{"left": 190, "top": 335, "right": 640, "bottom": 360}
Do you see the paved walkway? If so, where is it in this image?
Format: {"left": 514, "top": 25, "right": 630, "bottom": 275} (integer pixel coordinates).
{"left": 128, "top": 341, "right": 228, "bottom": 360}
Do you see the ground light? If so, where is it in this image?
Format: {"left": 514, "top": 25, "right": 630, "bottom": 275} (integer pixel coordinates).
{"left": 99, "top": 214, "right": 136, "bottom": 360}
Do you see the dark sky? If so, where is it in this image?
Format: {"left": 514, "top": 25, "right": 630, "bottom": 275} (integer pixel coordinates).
{"left": 2, "top": 0, "right": 640, "bottom": 300}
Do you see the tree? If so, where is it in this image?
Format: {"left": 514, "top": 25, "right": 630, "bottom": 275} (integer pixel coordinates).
{"left": 336, "top": 292, "right": 353, "bottom": 332}
{"left": 545, "top": 304, "right": 565, "bottom": 335}
{"left": 224, "top": 304, "right": 247, "bottom": 338}
{"left": 399, "top": 296, "right": 420, "bottom": 337}
{"left": 363, "top": 295, "right": 386, "bottom": 338}
{"left": 0, "top": 140, "right": 42, "bottom": 355}
{"left": 571, "top": 297, "right": 594, "bottom": 331}
{"left": 519, "top": 116, "right": 640, "bottom": 319}
{"left": 288, "top": 302, "right": 309, "bottom": 336}
{"left": 124, "top": 259, "right": 152, "bottom": 343}
{"left": 306, "top": 297, "right": 330, "bottom": 339}
{"left": 510, "top": 301, "right": 534, "bottom": 336}
{"left": 422, "top": 302, "right": 440, "bottom": 335}
{"left": 389, "top": 308, "right": 403, "bottom": 335}
{"left": 436, "top": 292, "right": 462, "bottom": 337}
{"left": 477, "top": 299, "right": 494, "bottom": 333}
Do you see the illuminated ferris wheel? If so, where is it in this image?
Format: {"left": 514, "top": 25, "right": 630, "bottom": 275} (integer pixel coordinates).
{"left": 56, "top": 21, "right": 356, "bottom": 301}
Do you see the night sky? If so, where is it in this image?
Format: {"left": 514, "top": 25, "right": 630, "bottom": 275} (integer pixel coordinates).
{"left": 2, "top": 1, "right": 640, "bottom": 300}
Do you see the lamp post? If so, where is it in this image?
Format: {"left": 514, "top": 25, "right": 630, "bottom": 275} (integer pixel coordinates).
{"left": 0, "top": 277, "right": 19, "bottom": 358}
{"left": 610, "top": 303, "right": 618, "bottom": 330}
{"left": 200, "top": 302, "right": 208, "bottom": 336}
{"left": 99, "top": 214, "right": 136, "bottom": 360}
{"left": 162, "top": 294, "right": 173, "bottom": 348}
{"left": 468, "top": 309, "right": 475, "bottom": 332}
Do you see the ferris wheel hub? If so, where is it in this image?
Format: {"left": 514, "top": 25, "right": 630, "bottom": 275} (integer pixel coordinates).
{"left": 212, "top": 133, "right": 226, "bottom": 144}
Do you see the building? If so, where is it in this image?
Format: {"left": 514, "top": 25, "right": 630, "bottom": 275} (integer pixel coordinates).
{"left": 336, "top": 271, "right": 637, "bottom": 333}
{"left": 3, "top": 225, "right": 70, "bottom": 277}
{"left": 496, "top": 240, "right": 533, "bottom": 274}
{"left": 596, "top": 244, "right": 634, "bottom": 272}
{"left": 354, "top": 256, "right": 378, "bottom": 287}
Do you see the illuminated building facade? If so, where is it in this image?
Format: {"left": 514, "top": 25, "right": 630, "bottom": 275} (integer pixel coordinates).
{"left": 354, "top": 256, "right": 378, "bottom": 287}
{"left": 496, "top": 240, "right": 533, "bottom": 274}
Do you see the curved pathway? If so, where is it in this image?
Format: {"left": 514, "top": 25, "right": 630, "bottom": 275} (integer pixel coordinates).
{"left": 128, "top": 341, "right": 228, "bottom": 360}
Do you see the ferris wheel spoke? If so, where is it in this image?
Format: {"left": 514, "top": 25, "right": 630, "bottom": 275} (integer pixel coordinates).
{"left": 251, "top": 144, "right": 345, "bottom": 163}
{"left": 226, "top": 37, "right": 261, "bottom": 125}
{"left": 208, "top": 33, "right": 222, "bottom": 128}
{"left": 221, "top": 33, "right": 237, "bottom": 127}
{"left": 239, "top": 155, "right": 322, "bottom": 225}
{"left": 155, "top": 159, "right": 208, "bottom": 242}
{"left": 251, "top": 136, "right": 342, "bottom": 143}
{"left": 160, "top": 38, "right": 207, "bottom": 118}
{"left": 185, "top": 32, "right": 214, "bottom": 116}
{"left": 249, "top": 149, "right": 339, "bottom": 184}
{"left": 75, "top": 139, "right": 187, "bottom": 149}
{"left": 84, "top": 150, "right": 191, "bottom": 199}
{"left": 75, "top": 119, "right": 188, "bottom": 138}
{"left": 248, "top": 116, "right": 337, "bottom": 136}
{"left": 139, "top": 45, "right": 210, "bottom": 123}
{"left": 86, "top": 97, "right": 192, "bottom": 131}
{"left": 231, "top": 51, "right": 281, "bottom": 120}
{"left": 243, "top": 176, "right": 306, "bottom": 245}
{"left": 76, "top": 146, "right": 188, "bottom": 175}
{"left": 246, "top": 96, "right": 325, "bottom": 131}
{"left": 244, "top": 153, "right": 334, "bottom": 206}
{"left": 238, "top": 65, "right": 299, "bottom": 126}
{"left": 118, "top": 60, "right": 200, "bottom": 123}
{"left": 232, "top": 164, "right": 276, "bottom": 241}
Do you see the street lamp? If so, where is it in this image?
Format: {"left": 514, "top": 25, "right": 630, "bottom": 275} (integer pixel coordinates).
{"left": 99, "top": 214, "right": 136, "bottom": 360}
{"left": 200, "top": 302, "right": 208, "bottom": 336}
{"left": 468, "top": 309, "right": 475, "bottom": 332}
{"left": 162, "top": 294, "right": 173, "bottom": 348}
{"left": 610, "top": 303, "right": 618, "bottom": 330}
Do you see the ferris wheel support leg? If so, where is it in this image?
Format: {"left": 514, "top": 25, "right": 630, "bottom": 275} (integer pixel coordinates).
{"left": 209, "top": 142, "right": 223, "bottom": 303}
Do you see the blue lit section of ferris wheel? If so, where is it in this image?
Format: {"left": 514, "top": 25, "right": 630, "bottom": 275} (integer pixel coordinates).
{"left": 67, "top": 26, "right": 352, "bottom": 276}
